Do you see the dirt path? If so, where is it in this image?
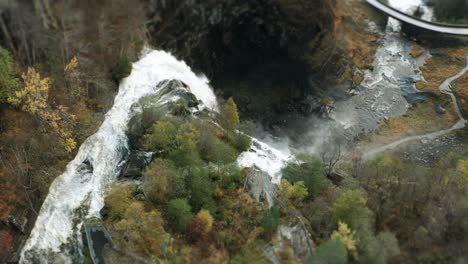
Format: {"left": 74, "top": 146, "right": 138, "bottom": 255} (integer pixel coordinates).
{"left": 363, "top": 53, "right": 468, "bottom": 160}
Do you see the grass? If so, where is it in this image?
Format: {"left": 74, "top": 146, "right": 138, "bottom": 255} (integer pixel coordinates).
{"left": 358, "top": 97, "right": 458, "bottom": 149}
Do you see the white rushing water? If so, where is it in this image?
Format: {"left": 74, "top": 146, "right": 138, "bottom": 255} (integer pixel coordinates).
{"left": 238, "top": 138, "right": 290, "bottom": 184}
{"left": 20, "top": 49, "right": 218, "bottom": 263}
{"left": 20, "top": 48, "right": 290, "bottom": 263}
{"left": 321, "top": 0, "right": 434, "bottom": 147}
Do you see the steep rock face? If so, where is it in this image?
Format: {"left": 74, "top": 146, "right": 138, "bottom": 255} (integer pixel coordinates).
{"left": 145, "top": 0, "right": 340, "bottom": 126}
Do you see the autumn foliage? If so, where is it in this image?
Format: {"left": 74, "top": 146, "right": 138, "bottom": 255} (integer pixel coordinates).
{"left": 10, "top": 67, "right": 77, "bottom": 153}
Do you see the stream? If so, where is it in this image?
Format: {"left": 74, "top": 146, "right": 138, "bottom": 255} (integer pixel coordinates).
{"left": 364, "top": 52, "right": 468, "bottom": 159}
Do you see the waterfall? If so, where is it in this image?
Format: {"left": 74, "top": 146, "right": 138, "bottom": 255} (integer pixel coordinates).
{"left": 20, "top": 48, "right": 290, "bottom": 263}
{"left": 20, "top": 49, "right": 218, "bottom": 263}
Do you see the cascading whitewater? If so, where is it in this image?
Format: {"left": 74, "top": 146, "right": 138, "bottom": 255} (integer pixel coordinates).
{"left": 20, "top": 48, "right": 290, "bottom": 263}
{"left": 20, "top": 49, "right": 218, "bottom": 263}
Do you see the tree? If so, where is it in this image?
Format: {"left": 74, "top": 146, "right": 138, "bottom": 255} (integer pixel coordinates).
{"left": 358, "top": 232, "right": 400, "bottom": 264}
{"left": 280, "top": 179, "right": 308, "bottom": 204}
{"left": 282, "top": 154, "right": 329, "bottom": 199}
{"left": 104, "top": 184, "right": 137, "bottom": 221}
{"left": 143, "top": 159, "right": 175, "bottom": 205}
{"left": 331, "top": 189, "right": 374, "bottom": 236}
{"left": 331, "top": 222, "right": 357, "bottom": 257}
{"left": 169, "top": 123, "right": 202, "bottom": 167}
{"left": 221, "top": 97, "right": 240, "bottom": 133}
{"left": 0, "top": 46, "right": 20, "bottom": 104}
{"left": 112, "top": 202, "right": 170, "bottom": 259}
{"left": 188, "top": 167, "right": 216, "bottom": 213}
{"left": 10, "top": 67, "right": 76, "bottom": 153}
{"left": 189, "top": 209, "right": 214, "bottom": 242}
{"left": 210, "top": 138, "right": 238, "bottom": 165}
{"left": 167, "top": 198, "right": 193, "bottom": 233}
{"left": 308, "top": 239, "right": 348, "bottom": 264}
{"left": 143, "top": 120, "right": 177, "bottom": 151}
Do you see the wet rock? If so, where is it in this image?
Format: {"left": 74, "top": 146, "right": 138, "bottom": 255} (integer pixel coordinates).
{"left": 4, "top": 215, "right": 27, "bottom": 234}
{"left": 121, "top": 151, "right": 153, "bottom": 179}
{"left": 245, "top": 166, "right": 276, "bottom": 208}
{"left": 279, "top": 225, "right": 315, "bottom": 261}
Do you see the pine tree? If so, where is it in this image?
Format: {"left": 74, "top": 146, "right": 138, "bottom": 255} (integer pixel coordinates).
{"left": 221, "top": 97, "right": 240, "bottom": 133}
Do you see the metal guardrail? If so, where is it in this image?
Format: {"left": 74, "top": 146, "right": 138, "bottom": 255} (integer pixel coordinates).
{"left": 366, "top": 0, "right": 468, "bottom": 35}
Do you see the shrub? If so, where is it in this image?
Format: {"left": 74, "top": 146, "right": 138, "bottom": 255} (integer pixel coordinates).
{"left": 331, "top": 189, "right": 373, "bottom": 235}
{"left": 282, "top": 154, "right": 328, "bottom": 199}
{"left": 280, "top": 179, "right": 308, "bottom": 204}
{"left": 188, "top": 167, "right": 216, "bottom": 213}
{"left": 210, "top": 138, "right": 239, "bottom": 165}
{"left": 188, "top": 209, "right": 214, "bottom": 242}
{"left": 167, "top": 198, "right": 193, "bottom": 233}
{"left": 143, "top": 120, "right": 177, "bottom": 151}
{"left": 233, "top": 132, "right": 252, "bottom": 153}
{"left": 143, "top": 158, "right": 175, "bottom": 205}
{"left": 112, "top": 202, "right": 169, "bottom": 259}
{"left": 111, "top": 55, "right": 132, "bottom": 82}
{"left": 104, "top": 184, "right": 137, "bottom": 221}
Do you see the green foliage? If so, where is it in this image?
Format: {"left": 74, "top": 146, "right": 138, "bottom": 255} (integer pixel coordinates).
{"left": 167, "top": 198, "right": 193, "bottom": 233}
{"left": 144, "top": 118, "right": 202, "bottom": 167}
{"left": 308, "top": 239, "right": 348, "bottom": 264}
{"left": 282, "top": 154, "right": 329, "bottom": 198}
{"left": 331, "top": 189, "right": 373, "bottom": 236}
{"left": 233, "top": 132, "right": 252, "bottom": 153}
{"left": 261, "top": 207, "right": 280, "bottom": 235}
{"left": 0, "top": 46, "right": 20, "bottom": 104}
{"left": 143, "top": 120, "right": 177, "bottom": 151}
{"left": 358, "top": 232, "right": 400, "bottom": 264}
{"left": 210, "top": 138, "right": 239, "bottom": 165}
{"left": 168, "top": 123, "right": 202, "bottom": 167}
{"left": 188, "top": 167, "right": 216, "bottom": 213}
{"left": 112, "top": 55, "right": 132, "bottom": 82}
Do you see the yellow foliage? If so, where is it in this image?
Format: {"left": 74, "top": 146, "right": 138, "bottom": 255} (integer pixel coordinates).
{"left": 11, "top": 67, "right": 77, "bottom": 153}
{"left": 281, "top": 179, "right": 308, "bottom": 203}
{"left": 64, "top": 56, "right": 79, "bottom": 74}
{"left": 331, "top": 221, "right": 357, "bottom": 257}
{"left": 196, "top": 209, "right": 214, "bottom": 233}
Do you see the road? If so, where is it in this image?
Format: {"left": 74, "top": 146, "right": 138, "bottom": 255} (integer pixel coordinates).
{"left": 366, "top": 0, "right": 468, "bottom": 35}
{"left": 364, "top": 53, "right": 468, "bottom": 160}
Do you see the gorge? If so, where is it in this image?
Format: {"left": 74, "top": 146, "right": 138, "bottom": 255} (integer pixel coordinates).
{"left": 0, "top": 0, "right": 467, "bottom": 263}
